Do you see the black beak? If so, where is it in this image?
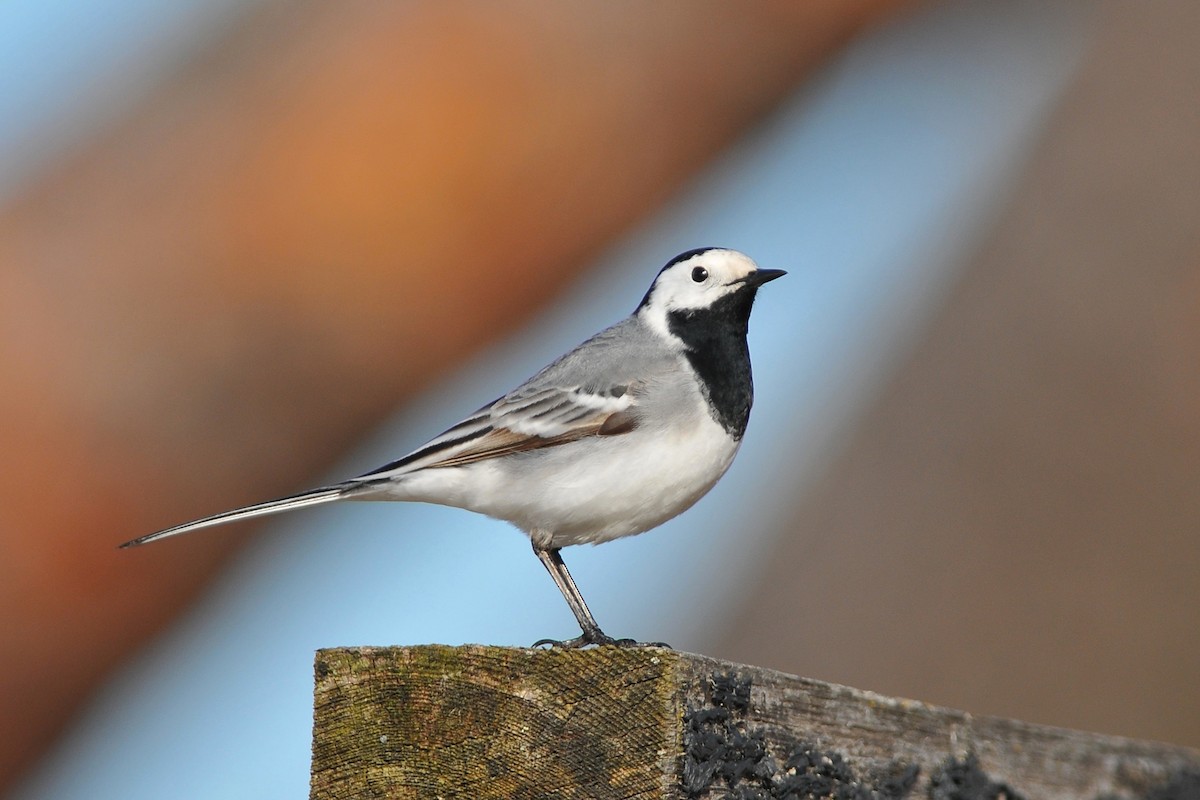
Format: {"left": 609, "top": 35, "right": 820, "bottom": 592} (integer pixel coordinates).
{"left": 742, "top": 268, "right": 787, "bottom": 288}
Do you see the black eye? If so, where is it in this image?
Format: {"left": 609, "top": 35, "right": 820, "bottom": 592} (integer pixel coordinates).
{"left": 691, "top": 267, "right": 709, "bottom": 283}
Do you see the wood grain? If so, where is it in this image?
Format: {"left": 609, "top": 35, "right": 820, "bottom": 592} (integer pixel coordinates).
{"left": 311, "top": 645, "right": 1200, "bottom": 799}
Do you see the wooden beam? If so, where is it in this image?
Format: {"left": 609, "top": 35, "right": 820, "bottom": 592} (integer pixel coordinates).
{"left": 310, "top": 645, "right": 1200, "bottom": 799}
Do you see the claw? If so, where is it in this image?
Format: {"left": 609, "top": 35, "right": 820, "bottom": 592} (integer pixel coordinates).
{"left": 531, "top": 632, "right": 673, "bottom": 649}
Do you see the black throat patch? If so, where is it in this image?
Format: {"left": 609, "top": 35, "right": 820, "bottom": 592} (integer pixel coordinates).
{"left": 666, "top": 288, "right": 759, "bottom": 439}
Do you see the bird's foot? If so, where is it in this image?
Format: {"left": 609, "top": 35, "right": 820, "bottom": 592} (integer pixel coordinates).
{"left": 531, "top": 630, "right": 672, "bottom": 649}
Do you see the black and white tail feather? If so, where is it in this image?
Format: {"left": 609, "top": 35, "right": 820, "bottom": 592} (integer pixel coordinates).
{"left": 119, "top": 485, "right": 350, "bottom": 547}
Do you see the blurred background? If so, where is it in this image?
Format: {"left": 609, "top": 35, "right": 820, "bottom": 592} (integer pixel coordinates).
{"left": 2, "top": 1, "right": 1198, "bottom": 797}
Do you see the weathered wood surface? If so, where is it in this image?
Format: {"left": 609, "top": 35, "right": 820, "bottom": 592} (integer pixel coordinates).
{"left": 310, "top": 645, "right": 1200, "bottom": 800}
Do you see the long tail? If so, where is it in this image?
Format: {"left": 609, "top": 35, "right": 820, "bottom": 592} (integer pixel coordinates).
{"left": 119, "top": 484, "right": 354, "bottom": 548}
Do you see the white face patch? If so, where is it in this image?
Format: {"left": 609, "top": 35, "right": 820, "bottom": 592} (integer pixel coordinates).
{"left": 638, "top": 249, "right": 761, "bottom": 339}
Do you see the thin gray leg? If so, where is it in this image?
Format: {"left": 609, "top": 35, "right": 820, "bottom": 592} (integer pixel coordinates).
{"left": 530, "top": 539, "right": 672, "bottom": 649}
{"left": 532, "top": 543, "right": 613, "bottom": 646}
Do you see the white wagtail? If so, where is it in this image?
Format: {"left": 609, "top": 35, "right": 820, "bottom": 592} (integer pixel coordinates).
{"left": 121, "top": 248, "right": 784, "bottom": 647}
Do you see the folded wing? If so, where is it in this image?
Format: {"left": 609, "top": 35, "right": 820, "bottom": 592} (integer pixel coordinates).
{"left": 354, "top": 383, "right": 639, "bottom": 479}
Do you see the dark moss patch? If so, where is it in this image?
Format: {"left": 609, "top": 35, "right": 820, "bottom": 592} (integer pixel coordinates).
{"left": 710, "top": 670, "right": 753, "bottom": 713}
{"left": 927, "top": 754, "right": 1024, "bottom": 800}
{"left": 682, "top": 670, "right": 919, "bottom": 799}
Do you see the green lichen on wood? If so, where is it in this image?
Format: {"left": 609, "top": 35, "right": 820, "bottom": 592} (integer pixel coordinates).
{"left": 311, "top": 644, "right": 681, "bottom": 800}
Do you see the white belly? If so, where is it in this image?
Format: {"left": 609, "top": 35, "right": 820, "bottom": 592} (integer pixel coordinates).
{"left": 385, "top": 411, "right": 740, "bottom": 548}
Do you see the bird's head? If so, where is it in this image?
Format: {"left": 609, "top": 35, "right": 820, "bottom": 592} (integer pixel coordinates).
{"left": 636, "top": 248, "right": 785, "bottom": 340}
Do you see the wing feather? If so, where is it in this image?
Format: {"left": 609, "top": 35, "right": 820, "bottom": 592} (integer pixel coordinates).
{"left": 354, "top": 383, "right": 639, "bottom": 480}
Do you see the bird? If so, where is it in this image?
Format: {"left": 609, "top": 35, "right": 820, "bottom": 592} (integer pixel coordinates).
{"left": 121, "top": 247, "right": 785, "bottom": 647}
